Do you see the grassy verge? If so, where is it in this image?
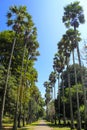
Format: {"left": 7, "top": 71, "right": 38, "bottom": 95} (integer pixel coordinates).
{"left": 3, "top": 117, "right": 40, "bottom": 130}
{"left": 46, "top": 121, "right": 85, "bottom": 130}
{"left": 46, "top": 121, "right": 74, "bottom": 130}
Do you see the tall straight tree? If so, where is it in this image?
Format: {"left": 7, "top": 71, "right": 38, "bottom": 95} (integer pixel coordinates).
{"left": 62, "top": 1, "right": 87, "bottom": 129}
{"left": 62, "top": 1, "right": 85, "bottom": 68}
{"left": 16, "top": 16, "right": 38, "bottom": 128}
{"left": 49, "top": 71, "right": 56, "bottom": 124}
{"left": 0, "top": 6, "right": 26, "bottom": 130}
{"left": 49, "top": 71, "right": 56, "bottom": 100}
{"left": 0, "top": 5, "right": 33, "bottom": 130}
{"left": 44, "top": 81, "right": 51, "bottom": 120}
{"left": 65, "top": 29, "right": 82, "bottom": 130}
{"left": 58, "top": 35, "right": 75, "bottom": 129}
{"left": 53, "top": 52, "right": 66, "bottom": 125}
{"left": 12, "top": 7, "right": 39, "bottom": 130}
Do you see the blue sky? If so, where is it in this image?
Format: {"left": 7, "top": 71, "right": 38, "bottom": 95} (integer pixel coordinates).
{"left": 0, "top": 0, "right": 87, "bottom": 98}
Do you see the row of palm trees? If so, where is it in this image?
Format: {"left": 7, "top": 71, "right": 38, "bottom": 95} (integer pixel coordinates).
{"left": 0, "top": 6, "right": 40, "bottom": 130}
{"left": 44, "top": 1, "right": 87, "bottom": 130}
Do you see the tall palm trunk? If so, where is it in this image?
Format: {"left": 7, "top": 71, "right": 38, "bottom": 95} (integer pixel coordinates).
{"left": 53, "top": 83, "right": 57, "bottom": 125}
{"left": 0, "top": 37, "right": 16, "bottom": 130}
{"left": 57, "top": 74, "right": 61, "bottom": 125}
{"left": 62, "top": 75, "right": 66, "bottom": 125}
{"left": 83, "top": 68, "right": 87, "bottom": 130}
{"left": 54, "top": 84, "right": 56, "bottom": 100}
{"left": 74, "top": 26, "right": 87, "bottom": 129}
{"left": 22, "top": 62, "right": 29, "bottom": 127}
{"left": 67, "top": 57, "right": 75, "bottom": 129}
{"left": 13, "top": 39, "right": 27, "bottom": 129}
{"left": 72, "top": 50, "right": 81, "bottom": 130}
{"left": 51, "top": 87, "right": 53, "bottom": 100}
{"left": 22, "top": 96, "right": 26, "bottom": 127}
{"left": 52, "top": 86, "right": 54, "bottom": 100}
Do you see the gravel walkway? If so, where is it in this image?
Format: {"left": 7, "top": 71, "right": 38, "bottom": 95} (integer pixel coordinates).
{"left": 34, "top": 120, "right": 53, "bottom": 130}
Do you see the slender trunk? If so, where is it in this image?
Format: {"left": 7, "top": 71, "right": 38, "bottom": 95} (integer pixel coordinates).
{"left": 83, "top": 69, "right": 87, "bottom": 130}
{"left": 67, "top": 57, "right": 75, "bottom": 129}
{"left": 54, "top": 84, "right": 56, "bottom": 125}
{"left": 51, "top": 87, "right": 53, "bottom": 100}
{"left": 46, "top": 103, "right": 49, "bottom": 120}
{"left": 72, "top": 50, "right": 81, "bottom": 130}
{"left": 22, "top": 89, "right": 26, "bottom": 127}
{"left": 17, "top": 39, "right": 27, "bottom": 127}
{"left": 13, "top": 50, "right": 27, "bottom": 129}
{"left": 22, "top": 113, "right": 25, "bottom": 127}
{"left": 54, "top": 84, "right": 56, "bottom": 100}
{"left": 74, "top": 26, "right": 87, "bottom": 129}
{"left": 52, "top": 87, "right": 53, "bottom": 100}
{"left": 57, "top": 74, "right": 61, "bottom": 125}
{"left": 13, "top": 85, "right": 21, "bottom": 130}
{"left": 62, "top": 75, "right": 66, "bottom": 125}
{"left": 0, "top": 37, "right": 16, "bottom": 130}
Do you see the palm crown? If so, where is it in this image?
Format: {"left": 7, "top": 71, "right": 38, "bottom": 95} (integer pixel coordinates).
{"left": 62, "top": 1, "right": 85, "bottom": 28}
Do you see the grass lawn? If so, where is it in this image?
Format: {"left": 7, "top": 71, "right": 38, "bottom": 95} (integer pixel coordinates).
{"left": 3, "top": 117, "right": 40, "bottom": 130}
{"left": 46, "top": 121, "right": 76, "bottom": 130}
{"left": 53, "top": 127, "right": 71, "bottom": 130}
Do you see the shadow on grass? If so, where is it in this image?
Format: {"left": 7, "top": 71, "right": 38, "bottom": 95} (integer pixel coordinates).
{"left": 17, "top": 128, "right": 32, "bottom": 130}
{"left": 46, "top": 122, "right": 71, "bottom": 129}
{"left": 30, "top": 121, "right": 67, "bottom": 128}
{"left": 3, "top": 127, "right": 32, "bottom": 130}
{"left": 3, "top": 127, "right": 12, "bottom": 130}
{"left": 3, "top": 126, "right": 32, "bottom": 130}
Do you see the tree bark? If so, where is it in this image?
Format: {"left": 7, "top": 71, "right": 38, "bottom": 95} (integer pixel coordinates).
{"left": 62, "top": 75, "right": 66, "bottom": 126}
{"left": 57, "top": 74, "right": 61, "bottom": 125}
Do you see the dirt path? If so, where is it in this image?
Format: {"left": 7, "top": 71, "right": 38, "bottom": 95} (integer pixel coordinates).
{"left": 34, "top": 120, "right": 53, "bottom": 130}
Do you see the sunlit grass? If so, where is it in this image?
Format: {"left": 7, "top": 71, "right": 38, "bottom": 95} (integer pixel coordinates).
{"left": 53, "top": 128, "right": 71, "bottom": 130}
{"left": 3, "top": 123, "right": 34, "bottom": 130}
{"left": 2, "top": 116, "right": 40, "bottom": 130}
{"left": 17, "top": 127, "right": 33, "bottom": 130}
{"left": 46, "top": 121, "right": 76, "bottom": 130}
{"left": 17, "top": 120, "right": 40, "bottom": 130}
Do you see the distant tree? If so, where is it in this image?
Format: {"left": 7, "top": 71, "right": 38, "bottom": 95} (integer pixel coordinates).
{"left": 44, "top": 81, "right": 51, "bottom": 120}
{"left": 49, "top": 71, "right": 57, "bottom": 124}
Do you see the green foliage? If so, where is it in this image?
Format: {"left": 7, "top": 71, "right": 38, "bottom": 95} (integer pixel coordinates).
{"left": 0, "top": 5, "right": 42, "bottom": 129}
{"left": 63, "top": 1, "right": 85, "bottom": 28}
{"left": 61, "top": 64, "right": 86, "bottom": 88}
{"left": 61, "top": 83, "right": 84, "bottom": 118}
{"left": 27, "top": 85, "right": 45, "bottom": 122}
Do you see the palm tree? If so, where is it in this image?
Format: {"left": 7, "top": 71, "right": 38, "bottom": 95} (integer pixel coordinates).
{"left": 17, "top": 17, "right": 38, "bottom": 128}
{"left": 44, "top": 81, "right": 51, "bottom": 120}
{"left": 49, "top": 71, "right": 56, "bottom": 100}
{"left": 58, "top": 35, "right": 75, "bottom": 129}
{"left": 14, "top": 17, "right": 40, "bottom": 129}
{"left": 62, "top": 2, "right": 87, "bottom": 129}
{"left": 62, "top": 1, "right": 85, "bottom": 67}
{"left": 66, "top": 29, "right": 82, "bottom": 130}
{"left": 0, "top": 6, "right": 30, "bottom": 130}
{"left": 83, "top": 44, "right": 87, "bottom": 129}
{"left": 53, "top": 52, "right": 65, "bottom": 125}
{"left": 49, "top": 71, "right": 56, "bottom": 124}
